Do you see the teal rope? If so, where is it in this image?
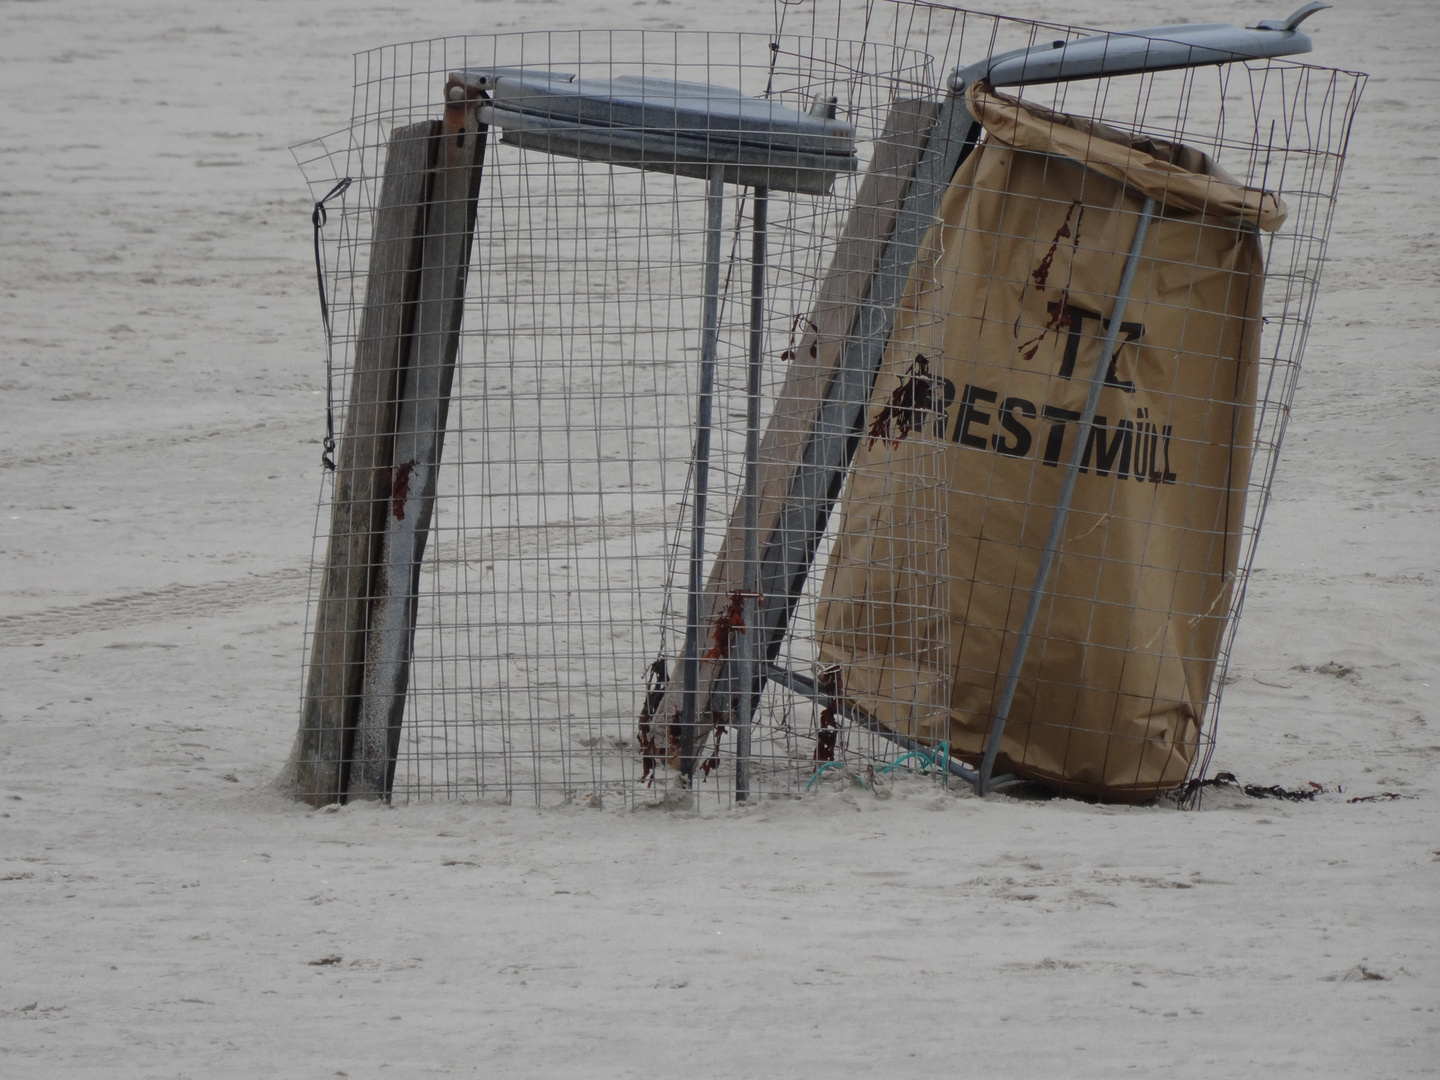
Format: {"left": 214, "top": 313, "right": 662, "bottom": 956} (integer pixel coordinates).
{"left": 879, "top": 741, "right": 950, "bottom": 776}
{"left": 806, "top": 742, "right": 953, "bottom": 791}
{"left": 806, "top": 761, "right": 860, "bottom": 790}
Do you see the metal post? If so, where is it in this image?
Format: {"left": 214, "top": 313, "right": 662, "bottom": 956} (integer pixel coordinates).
{"left": 977, "top": 197, "right": 1158, "bottom": 795}
{"left": 736, "top": 187, "right": 767, "bottom": 801}
{"left": 679, "top": 165, "right": 727, "bottom": 781}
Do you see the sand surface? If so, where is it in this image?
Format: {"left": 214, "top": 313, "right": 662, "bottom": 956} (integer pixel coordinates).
{"left": 2, "top": 1, "right": 1436, "bottom": 1076}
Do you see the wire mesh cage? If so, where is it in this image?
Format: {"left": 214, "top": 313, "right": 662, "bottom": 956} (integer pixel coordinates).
{"left": 292, "top": 29, "right": 945, "bottom": 806}
{"left": 289, "top": 6, "right": 1364, "bottom": 808}
{"left": 865, "top": 2, "right": 1366, "bottom": 803}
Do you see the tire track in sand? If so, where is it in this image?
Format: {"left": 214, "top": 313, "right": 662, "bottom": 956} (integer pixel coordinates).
{"left": 0, "top": 568, "right": 310, "bottom": 645}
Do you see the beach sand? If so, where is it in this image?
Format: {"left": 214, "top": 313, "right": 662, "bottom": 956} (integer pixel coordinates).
{"left": 1, "top": 1, "right": 1436, "bottom": 1075}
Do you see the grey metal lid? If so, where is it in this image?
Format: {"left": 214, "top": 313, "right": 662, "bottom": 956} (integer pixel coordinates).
{"left": 450, "top": 67, "right": 857, "bottom": 194}
{"left": 953, "top": 2, "right": 1329, "bottom": 89}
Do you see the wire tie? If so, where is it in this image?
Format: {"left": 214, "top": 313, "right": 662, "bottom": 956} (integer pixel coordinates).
{"left": 311, "top": 176, "right": 353, "bottom": 472}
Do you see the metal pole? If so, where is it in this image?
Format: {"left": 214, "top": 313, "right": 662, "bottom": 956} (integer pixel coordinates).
{"left": 977, "top": 196, "right": 1158, "bottom": 795}
{"left": 736, "top": 187, "right": 767, "bottom": 802}
{"left": 679, "top": 165, "right": 727, "bottom": 781}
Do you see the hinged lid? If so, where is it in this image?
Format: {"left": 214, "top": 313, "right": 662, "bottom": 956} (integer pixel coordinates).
{"left": 450, "top": 67, "right": 857, "bottom": 193}
{"left": 952, "top": 4, "right": 1327, "bottom": 88}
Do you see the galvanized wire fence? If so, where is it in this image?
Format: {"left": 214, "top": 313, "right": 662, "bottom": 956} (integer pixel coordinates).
{"left": 290, "top": 8, "right": 1363, "bottom": 808}
{"left": 874, "top": 2, "right": 1365, "bottom": 801}
{"left": 293, "top": 29, "right": 945, "bottom": 806}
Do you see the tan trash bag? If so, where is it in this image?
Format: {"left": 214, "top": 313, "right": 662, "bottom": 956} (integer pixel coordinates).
{"left": 816, "top": 83, "right": 1286, "bottom": 801}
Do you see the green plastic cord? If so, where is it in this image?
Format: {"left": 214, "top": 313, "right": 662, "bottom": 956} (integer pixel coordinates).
{"left": 878, "top": 741, "right": 950, "bottom": 776}
{"left": 805, "top": 761, "right": 859, "bottom": 790}
{"left": 806, "top": 742, "right": 952, "bottom": 790}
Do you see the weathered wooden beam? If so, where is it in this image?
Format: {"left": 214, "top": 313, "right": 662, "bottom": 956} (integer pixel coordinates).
{"left": 655, "top": 99, "right": 940, "bottom": 767}
{"left": 292, "top": 121, "right": 438, "bottom": 806}
{"left": 348, "top": 86, "right": 488, "bottom": 799}
{"left": 749, "top": 97, "right": 979, "bottom": 667}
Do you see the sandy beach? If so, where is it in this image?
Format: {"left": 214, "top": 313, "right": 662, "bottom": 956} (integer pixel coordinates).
{"left": 1, "top": 1, "right": 1436, "bottom": 1075}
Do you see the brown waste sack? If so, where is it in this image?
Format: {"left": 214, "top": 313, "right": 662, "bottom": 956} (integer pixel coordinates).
{"left": 816, "top": 83, "right": 1284, "bottom": 801}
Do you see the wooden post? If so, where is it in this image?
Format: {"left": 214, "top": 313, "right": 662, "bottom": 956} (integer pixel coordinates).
{"left": 348, "top": 86, "right": 488, "bottom": 799}
{"left": 293, "top": 121, "right": 439, "bottom": 806}
{"left": 652, "top": 99, "right": 940, "bottom": 751}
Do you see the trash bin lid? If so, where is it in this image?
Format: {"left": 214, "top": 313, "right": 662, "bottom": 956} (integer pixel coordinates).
{"left": 451, "top": 67, "right": 857, "bottom": 194}
{"left": 956, "top": 6, "right": 1324, "bottom": 88}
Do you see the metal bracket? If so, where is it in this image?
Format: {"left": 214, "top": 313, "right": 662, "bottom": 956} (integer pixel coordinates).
{"left": 1254, "top": 3, "right": 1331, "bottom": 33}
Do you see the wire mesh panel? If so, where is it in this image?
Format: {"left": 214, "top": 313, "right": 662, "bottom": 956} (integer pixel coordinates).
{"left": 859, "top": 2, "right": 1366, "bottom": 799}
{"left": 291, "top": 8, "right": 1363, "bottom": 808}
{"left": 294, "top": 30, "right": 941, "bottom": 806}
